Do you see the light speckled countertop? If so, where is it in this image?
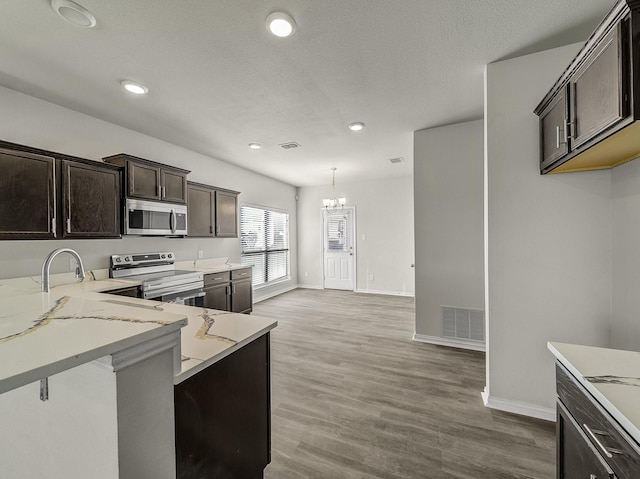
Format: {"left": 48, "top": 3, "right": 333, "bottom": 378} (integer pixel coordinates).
{"left": 548, "top": 342, "right": 640, "bottom": 446}
{"left": 0, "top": 264, "right": 276, "bottom": 391}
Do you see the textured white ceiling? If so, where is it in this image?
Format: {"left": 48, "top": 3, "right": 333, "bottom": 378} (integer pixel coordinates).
{"left": 0, "top": 0, "right": 612, "bottom": 186}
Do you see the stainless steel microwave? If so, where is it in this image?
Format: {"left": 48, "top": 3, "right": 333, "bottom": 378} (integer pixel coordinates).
{"left": 124, "top": 198, "right": 187, "bottom": 236}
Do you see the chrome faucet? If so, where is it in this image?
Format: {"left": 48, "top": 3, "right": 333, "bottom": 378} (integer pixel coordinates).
{"left": 41, "top": 248, "right": 86, "bottom": 292}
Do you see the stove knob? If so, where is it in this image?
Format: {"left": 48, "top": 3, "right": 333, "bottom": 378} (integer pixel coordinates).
{"left": 168, "top": 253, "right": 173, "bottom": 258}
{"left": 125, "top": 256, "right": 130, "bottom": 262}
{"left": 161, "top": 254, "right": 166, "bottom": 259}
{"left": 115, "top": 258, "right": 121, "bottom": 263}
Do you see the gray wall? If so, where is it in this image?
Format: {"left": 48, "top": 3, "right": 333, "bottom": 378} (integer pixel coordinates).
{"left": 485, "top": 43, "right": 612, "bottom": 417}
{"left": 413, "top": 120, "right": 484, "bottom": 338}
{"left": 612, "top": 160, "right": 640, "bottom": 351}
{"left": 297, "top": 176, "right": 415, "bottom": 296}
{"left": 0, "top": 85, "right": 297, "bottom": 302}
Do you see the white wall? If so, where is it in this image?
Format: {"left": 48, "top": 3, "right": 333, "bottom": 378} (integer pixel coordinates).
{"left": 297, "top": 176, "right": 414, "bottom": 296}
{"left": 611, "top": 160, "right": 640, "bottom": 351}
{"left": 484, "top": 43, "right": 612, "bottom": 419}
{"left": 0, "top": 85, "right": 297, "bottom": 301}
{"left": 413, "top": 120, "right": 484, "bottom": 340}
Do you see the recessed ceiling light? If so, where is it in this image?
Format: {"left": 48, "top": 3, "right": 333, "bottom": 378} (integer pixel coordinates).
{"left": 121, "top": 80, "right": 148, "bottom": 95}
{"left": 266, "top": 12, "right": 296, "bottom": 37}
{"left": 248, "top": 143, "right": 262, "bottom": 150}
{"left": 348, "top": 122, "right": 365, "bottom": 131}
{"left": 51, "top": 0, "right": 96, "bottom": 28}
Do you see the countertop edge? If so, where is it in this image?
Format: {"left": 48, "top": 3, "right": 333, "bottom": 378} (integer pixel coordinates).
{"left": 1, "top": 319, "right": 186, "bottom": 395}
{"left": 548, "top": 341, "right": 640, "bottom": 447}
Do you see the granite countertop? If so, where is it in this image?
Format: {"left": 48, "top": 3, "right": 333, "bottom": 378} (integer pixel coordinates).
{"left": 0, "top": 264, "right": 276, "bottom": 391}
{"left": 0, "top": 278, "right": 187, "bottom": 395}
{"left": 548, "top": 342, "right": 640, "bottom": 446}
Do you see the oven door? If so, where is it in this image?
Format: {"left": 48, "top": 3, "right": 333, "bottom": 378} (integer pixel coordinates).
{"left": 125, "top": 198, "right": 187, "bottom": 236}
{"left": 149, "top": 288, "right": 205, "bottom": 307}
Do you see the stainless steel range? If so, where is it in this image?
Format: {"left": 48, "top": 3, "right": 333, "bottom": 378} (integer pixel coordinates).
{"left": 109, "top": 251, "right": 204, "bottom": 306}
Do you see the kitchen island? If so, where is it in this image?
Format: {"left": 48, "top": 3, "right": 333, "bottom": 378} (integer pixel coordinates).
{"left": 0, "top": 270, "right": 277, "bottom": 479}
{"left": 548, "top": 342, "right": 640, "bottom": 478}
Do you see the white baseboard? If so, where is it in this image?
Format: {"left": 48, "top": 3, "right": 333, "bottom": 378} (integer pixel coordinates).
{"left": 295, "top": 284, "right": 324, "bottom": 290}
{"left": 354, "top": 288, "right": 415, "bottom": 297}
{"left": 481, "top": 387, "right": 556, "bottom": 422}
{"left": 412, "top": 333, "right": 486, "bottom": 352}
{"left": 253, "top": 285, "right": 298, "bottom": 303}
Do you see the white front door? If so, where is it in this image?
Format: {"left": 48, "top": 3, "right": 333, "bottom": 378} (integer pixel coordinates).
{"left": 323, "top": 207, "right": 355, "bottom": 290}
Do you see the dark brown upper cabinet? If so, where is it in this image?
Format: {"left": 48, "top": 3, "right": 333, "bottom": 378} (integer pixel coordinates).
{"left": 103, "top": 153, "right": 189, "bottom": 203}
{"left": 62, "top": 160, "right": 121, "bottom": 238}
{"left": 187, "top": 181, "right": 239, "bottom": 238}
{"left": 0, "top": 147, "right": 56, "bottom": 239}
{"left": 535, "top": 0, "right": 640, "bottom": 175}
{"left": 215, "top": 190, "right": 238, "bottom": 237}
{"left": 0, "top": 141, "right": 122, "bottom": 240}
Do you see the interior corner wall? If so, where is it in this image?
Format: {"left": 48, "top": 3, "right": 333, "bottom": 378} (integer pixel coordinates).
{"left": 485, "top": 43, "right": 612, "bottom": 416}
{"left": 296, "top": 176, "right": 415, "bottom": 296}
{"left": 0, "top": 85, "right": 297, "bottom": 300}
{"left": 611, "top": 160, "right": 640, "bottom": 351}
{"left": 413, "top": 120, "right": 484, "bottom": 339}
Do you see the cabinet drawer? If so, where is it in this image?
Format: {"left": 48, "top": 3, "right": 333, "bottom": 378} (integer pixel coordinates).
{"left": 204, "top": 272, "right": 230, "bottom": 286}
{"left": 231, "top": 268, "right": 251, "bottom": 281}
{"left": 557, "top": 363, "right": 640, "bottom": 477}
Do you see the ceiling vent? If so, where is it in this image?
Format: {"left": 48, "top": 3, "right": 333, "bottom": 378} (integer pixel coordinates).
{"left": 389, "top": 157, "right": 404, "bottom": 164}
{"left": 279, "top": 141, "right": 301, "bottom": 150}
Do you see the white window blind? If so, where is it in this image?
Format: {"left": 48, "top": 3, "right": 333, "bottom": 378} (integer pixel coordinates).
{"left": 326, "top": 213, "right": 349, "bottom": 252}
{"left": 240, "top": 205, "right": 289, "bottom": 287}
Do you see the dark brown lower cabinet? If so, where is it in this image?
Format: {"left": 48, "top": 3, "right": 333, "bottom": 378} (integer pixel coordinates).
{"left": 555, "top": 363, "right": 640, "bottom": 479}
{"left": 174, "top": 334, "right": 271, "bottom": 479}
{"left": 203, "top": 282, "right": 230, "bottom": 311}
{"left": 557, "top": 400, "right": 615, "bottom": 479}
{"left": 231, "top": 277, "right": 252, "bottom": 313}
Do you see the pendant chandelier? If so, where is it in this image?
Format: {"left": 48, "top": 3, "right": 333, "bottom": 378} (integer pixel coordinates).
{"left": 322, "top": 167, "right": 346, "bottom": 209}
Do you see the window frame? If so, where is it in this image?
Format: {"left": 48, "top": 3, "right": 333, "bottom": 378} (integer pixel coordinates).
{"left": 240, "top": 203, "right": 290, "bottom": 288}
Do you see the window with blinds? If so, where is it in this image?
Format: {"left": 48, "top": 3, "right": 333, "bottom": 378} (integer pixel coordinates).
{"left": 240, "top": 205, "right": 290, "bottom": 287}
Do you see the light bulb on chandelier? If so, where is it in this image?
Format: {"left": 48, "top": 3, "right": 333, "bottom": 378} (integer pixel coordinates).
{"left": 322, "top": 167, "right": 346, "bottom": 210}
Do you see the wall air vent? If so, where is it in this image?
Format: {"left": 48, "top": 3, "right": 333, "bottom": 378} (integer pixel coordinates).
{"left": 389, "top": 157, "right": 404, "bottom": 164}
{"left": 442, "top": 306, "right": 485, "bottom": 342}
{"left": 279, "top": 142, "right": 301, "bottom": 149}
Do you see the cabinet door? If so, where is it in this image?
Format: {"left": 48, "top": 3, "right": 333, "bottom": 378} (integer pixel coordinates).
{"left": 175, "top": 334, "right": 271, "bottom": 479}
{"left": 215, "top": 190, "right": 238, "bottom": 237}
{"left": 231, "top": 279, "right": 252, "bottom": 313}
{"left": 540, "top": 86, "right": 570, "bottom": 171}
{"left": 203, "top": 283, "right": 230, "bottom": 311}
{"left": 571, "top": 23, "right": 628, "bottom": 150}
{"left": 0, "top": 148, "right": 56, "bottom": 239}
{"left": 161, "top": 169, "right": 187, "bottom": 203}
{"left": 62, "top": 161, "right": 121, "bottom": 238}
{"left": 128, "top": 161, "right": 161, "bottom": 200}
{"left": 187, "top": 184, "right": 214, "bottom": 237}
{"left": 557, "top": 400, "right": 616, "bottom": 479}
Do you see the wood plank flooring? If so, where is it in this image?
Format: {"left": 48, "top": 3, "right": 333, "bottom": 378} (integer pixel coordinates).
{"left": 253, "top": 289, "right": 555, "bottom": 479}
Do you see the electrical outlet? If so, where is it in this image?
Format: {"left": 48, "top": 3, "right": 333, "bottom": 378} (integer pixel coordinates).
{"left": 304, "top": 271, "right": 308, "bottom": 277}
{"left": 197, "top": 250, "right": 204, "bottom": 259}
{"left": 369, "top": 273, "right": 374, "bottom": 281}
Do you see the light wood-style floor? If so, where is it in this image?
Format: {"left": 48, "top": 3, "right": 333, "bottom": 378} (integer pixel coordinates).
{"left": 254, "top": 289, "right": 555, "bottom": 479}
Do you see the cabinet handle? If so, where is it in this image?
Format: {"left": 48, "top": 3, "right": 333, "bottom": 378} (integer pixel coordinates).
{"left": 216, "top": 225, "right": 220, "bottom": 235}
{"left": 583, "top": 424, "right": 613, "bottom": 459}
{"left": 556, "top": 125, "right": 568, "bottom": 149}
{"left": 51, "top": 217, "right": 57, "bottom": 236}
{"left": 210, "top": 225, "right": 213, "bottom": 234}
{"left": 162, "top": 186, "right": 166, "bottom": 198}
{"left": 157, "top": 185, "right": 161, "bottom": 197}
{"left": 66, "top": 218, "right": 71, "bottom": 233}
{"left": 233, "top": 284, "right": 236, "bottom": 294}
